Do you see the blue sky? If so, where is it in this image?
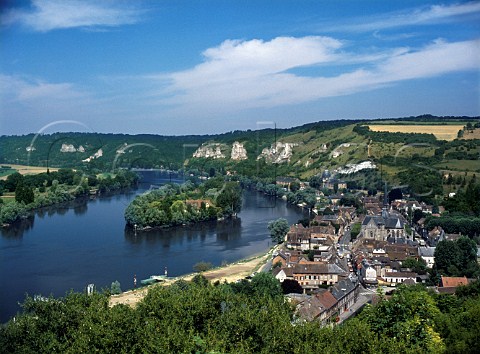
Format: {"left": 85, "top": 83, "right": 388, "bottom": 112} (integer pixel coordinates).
{"left": 1, "top": 0, "right": 479, "bottom": 136}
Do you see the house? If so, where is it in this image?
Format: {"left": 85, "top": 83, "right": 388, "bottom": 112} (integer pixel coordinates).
{"left": 360, "top": 265, "right": 378, "bottom": 286}
{"left": 276, "top": 177, "right": 299, "bottom": 191}
{"left": 285, "top": 224, "right": 310, "bottom": 250}
{"left": 330, "top": 278, "right": 360, "bottom": 316}
{"left": 295, "top": 290, "right": 338, "bottom": 324}
{"left": 185, "top": 199, "right": 213, "bottom": 209}
{"left": 438, "top": 276, "right": 469, "bottom": 294}
{"left": 381, "top": 271, "right": 417, "bottom": 286}
{"left": 418, "top": 247, "right": 436, "bottom": 268}
{"left": 272, "top": 267, "right": 294, "bottom": 283}
{"left": 291, "top": 262, "right": 348, "bottom": 289}
{"left": 286, "top": 224, "right": 336, "bottom": 251}
{"left": 295, "top": 278, "right": 359, "bottom": 325}
{"left": 272, "top": 249, "right": 305, "bottom": 267}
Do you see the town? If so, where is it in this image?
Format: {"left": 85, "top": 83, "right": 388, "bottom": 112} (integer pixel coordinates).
{"left": 267, "top": 175, "right": 479, "bottom": 326}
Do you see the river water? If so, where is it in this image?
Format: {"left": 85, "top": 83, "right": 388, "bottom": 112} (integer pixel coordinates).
{"left": 0, "top": 171, "right": 308, "bottom": 322}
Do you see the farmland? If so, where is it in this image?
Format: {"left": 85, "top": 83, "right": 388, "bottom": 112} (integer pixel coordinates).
{"left": 368, "top": 124, "right": 464, "bottom": 141}
{"left": 0, "top": 164, "right": 59, "bottom": 180}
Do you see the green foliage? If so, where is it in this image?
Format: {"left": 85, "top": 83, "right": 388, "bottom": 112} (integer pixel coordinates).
{"left": 361, "top": 285, "right": 445, "bottom": 352}
{"left": 268, "top": 218, "right": 290, "bottom": 244}
{"left": 124, "top": 178, "right": 241, "bottom": 228}
{"left": 0, "top": 201, "right": 28, "bottom": 224}
{"left": 426, "top": 216, "right": 480, "bottom": 237}
{"left": 14, "top": 184, "right": 34, "bottom": 204}
{"left": 110, "top": 281, "right": 122, "bottom": 295}
{"left": 281, "top": 279, "right": 303, "bottom": 294}
{"left": 350, "top": 222, "right": 361, "bottom": 240}
{"left": 398, "top": 167, "right": 443, "bottom": 203}
{"left": 3, "top": 279, "right": 480, "bottom": 353}
{"left": 402, "top": 257, "right": 428, "bottom": 275}
{"left": 434, "top": 237, "right": 480, "bottom": 277}
{"left": 193, "top": 261, "right": 213, "bottom": 272}
{"left": 443, "top": 180, "right": 480, "bottom": 216}
{"left": 353, "top": 124, "right": 438, "bottom": 144}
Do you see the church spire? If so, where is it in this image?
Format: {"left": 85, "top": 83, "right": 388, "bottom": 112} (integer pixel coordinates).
{"left": 382, "top": 181, "right": 389, "bottom": 219}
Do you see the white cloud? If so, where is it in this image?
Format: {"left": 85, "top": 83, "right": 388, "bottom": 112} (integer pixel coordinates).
{"left": 0, "top": 74, "right": 87, "bottom": 102}
{"left": 1, "top": 0, "right": 145, "bottom": 32}
{"left": 334, "top": 1, "right": 480, "bottom": 32}
{"left": 150, "top": 36, "right": 480, "bottom": 115}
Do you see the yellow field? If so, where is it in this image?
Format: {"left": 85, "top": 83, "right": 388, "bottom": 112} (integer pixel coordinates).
{"left": 368, "top": 125, "right": 464, "bottom": 141}
{"left": 0, "top": 164, "right": 59, "bottom": 180}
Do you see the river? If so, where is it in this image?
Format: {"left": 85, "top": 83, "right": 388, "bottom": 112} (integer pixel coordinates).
{"left": 0, "top": 171, "right": 308, "bottom": 322}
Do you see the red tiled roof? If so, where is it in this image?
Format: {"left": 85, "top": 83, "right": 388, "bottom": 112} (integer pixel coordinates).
{"left": 441, "top": 276, "right": 468, "bottom": 288}
{"left": 316, "top": 291, "right": 338, "bottom": 310}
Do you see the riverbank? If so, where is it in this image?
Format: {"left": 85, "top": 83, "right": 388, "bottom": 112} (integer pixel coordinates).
{"left": 109, "top": 246, "right": 278, "bottom": 308}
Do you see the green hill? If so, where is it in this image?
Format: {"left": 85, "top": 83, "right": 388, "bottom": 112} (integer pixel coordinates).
{"left": 1, "top": 116, "right": 479, "bottom": 183}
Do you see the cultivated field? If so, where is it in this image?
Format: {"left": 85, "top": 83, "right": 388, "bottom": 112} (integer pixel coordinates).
{"left": 0, "top": 164, "right": 59, "bottom": 180}
{"left": 368, "top": 124, "right": 464, "bottom": 141}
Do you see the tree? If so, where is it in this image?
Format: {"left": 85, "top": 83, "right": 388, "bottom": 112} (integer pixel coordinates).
{"left": 193, "top": 261, "right": 213, "bottom": 272}
{"left": 290, "top": 181, "right": 300, "bottom": 192}
{"left": 111, "top": 280, "right": 122, "bottom": 294}
{"left": 268, "top": 218, "right": 290, "bottom": 244}
{"left": 15, "top": 184, "right": 34, "bottom": 204}
{"left": 402, "top": 257, "right": 427, "bottom": 275}
{"left": 216, "top": 181, "right": 242, "bottom": 216}
{"left": 434, "top": 237, "right": 480, "bottom": 277}
{"left": 434, "top": 240, "right": 462, "bottom": 276}
{"left": 5, "top": 172, "right": 23, "bottom": 192}
{"left": 250, "top": 272, "right": 282, "bottom": 298}
{"left": 281, "top": 279, "right": 303, "bottom": 294}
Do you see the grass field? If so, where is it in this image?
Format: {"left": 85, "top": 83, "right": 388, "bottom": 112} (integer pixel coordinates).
{"left": 434, "top": 159, "right": 480, "bottom": 173}
{"left": 368, "top": 124, "right": 464, "bottom": 141}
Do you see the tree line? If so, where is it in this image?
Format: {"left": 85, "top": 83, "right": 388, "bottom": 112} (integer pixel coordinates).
{"left": 1, "top": 274, "right": 480, "bottom": 353}
{"left": 0, "top": 169, "right": 139, "bottom": 225}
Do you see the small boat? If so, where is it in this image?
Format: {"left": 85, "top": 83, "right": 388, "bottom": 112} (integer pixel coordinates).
{"left": 140, "top": 275, "right": 167, "bottom": 285}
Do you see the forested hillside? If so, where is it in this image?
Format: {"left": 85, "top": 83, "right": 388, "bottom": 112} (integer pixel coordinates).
{"left": 1, "top": 115, "right": 479, "bottom": 187}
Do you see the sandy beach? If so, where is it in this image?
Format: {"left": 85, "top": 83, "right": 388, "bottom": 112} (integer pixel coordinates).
{"left": 109, "top": 248, "right": 274, "bottom": 308}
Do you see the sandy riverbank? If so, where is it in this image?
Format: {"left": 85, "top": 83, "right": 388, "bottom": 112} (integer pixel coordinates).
{"left": 109, "top": 247, "right": 276, "bottom": 308}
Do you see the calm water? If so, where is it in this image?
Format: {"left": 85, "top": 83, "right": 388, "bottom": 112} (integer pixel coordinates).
{"left": 0, "top": 172, "right": 308, "bottom": 322}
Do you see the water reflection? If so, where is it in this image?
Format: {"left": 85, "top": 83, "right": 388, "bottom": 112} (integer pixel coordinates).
{"left": 0, "top": 216, "right": 35, "bottom": 238}
{"left": 124, "top": 218, "right": 242, "bottom": 246}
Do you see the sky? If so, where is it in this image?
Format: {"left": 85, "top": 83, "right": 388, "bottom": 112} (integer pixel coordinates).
{"left": 1, "top": 0, "right": 479, "bottom": 136}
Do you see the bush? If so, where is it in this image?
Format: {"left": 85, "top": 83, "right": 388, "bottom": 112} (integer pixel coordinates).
{"left": 193, "top": 261, "right": 213, "bottom": 272}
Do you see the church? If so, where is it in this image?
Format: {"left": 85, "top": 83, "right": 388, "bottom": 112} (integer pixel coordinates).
{"left": 361, "top": 188, "right": 406, "bottom": 241}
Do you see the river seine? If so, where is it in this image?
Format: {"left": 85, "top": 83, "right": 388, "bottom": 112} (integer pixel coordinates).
{"left": 0, "top": 171, "right": 308, "bottom": 322}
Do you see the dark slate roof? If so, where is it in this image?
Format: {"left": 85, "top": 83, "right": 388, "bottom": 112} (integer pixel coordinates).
{"left": 363, "top": 215, "right": 404, "bottom": 229}
{"left": 292, "top": 263, "right": 347, "bottom": 275}
{"left": 330, "top": 278, "right": 357, "bottom": 301}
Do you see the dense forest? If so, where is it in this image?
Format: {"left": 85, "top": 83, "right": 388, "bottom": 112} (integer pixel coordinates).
{"left": 1, "top": 274, "right": 479, "bottom": 353}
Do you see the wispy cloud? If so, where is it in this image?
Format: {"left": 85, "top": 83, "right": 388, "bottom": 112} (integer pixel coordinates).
{"left": 1, "top": 0, "right": 146, "bottom": 32}
{"left": 0, "top": 74, "right": 87, "bottom": 102}
{"left": 326, "top": 1, "right": 480, "bottom": 33}
{"left": 147, "top": 36, "right": 480, "bottom": 114}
